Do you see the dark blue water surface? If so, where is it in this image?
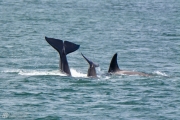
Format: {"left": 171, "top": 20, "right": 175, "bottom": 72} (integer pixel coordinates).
{"left": 0, "top": 0, "right": 180, "bottom": 120}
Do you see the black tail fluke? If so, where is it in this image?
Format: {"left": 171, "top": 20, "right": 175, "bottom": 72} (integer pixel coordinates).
{"left": 45, "top": 37, "right": 80, "bottom": 55}
{"left": 81, "top": 53, "right": 99, "bottom": 68}
{"left": 108, "top": 53, "right": 120, "bottom": 72}
{"left": 64, "top": 41, "right": 80, "bottom": 55}
{"left": 45, "top": 36, "right": 64, "bottom": 55}
{"left": 45, "top": 36, "right": 80, "bottom": 76}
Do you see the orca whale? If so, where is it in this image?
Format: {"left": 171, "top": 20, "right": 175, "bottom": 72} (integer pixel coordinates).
{"left": 108, "top": 53, "right": 150, "bottom": 76}
{"left": 81, "top": 53, "right": 99, "bottom": 77}
{"left": 45, "top": 37, "right": 80, "bottom": 76}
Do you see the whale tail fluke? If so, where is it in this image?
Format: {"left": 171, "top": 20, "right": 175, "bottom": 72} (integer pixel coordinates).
{"left": 108, "top": 53, "right": 120, "bottom": 72}
{"left": 64, "top": 41, "right": 80, "bottom": 55}
{"left": 81, "top": 53, "right": 99, "bottom": 68}
{"left": 45, "top": 36, "right": 80, "bottom": 55}
{"left": 45, "top": 36, "right": 80, "bottom": 76}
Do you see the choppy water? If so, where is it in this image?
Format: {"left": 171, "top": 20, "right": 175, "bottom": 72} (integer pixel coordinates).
{"left": 0, "top": 0, "right": 180, "bottom": 120}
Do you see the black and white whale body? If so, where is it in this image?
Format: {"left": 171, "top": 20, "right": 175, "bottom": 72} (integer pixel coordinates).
{"left": 45, "top": 37, "right": 80, "bottom": 76}
{"left": 81, "top": 53, "right": 99, "bottom": 77}
{"left": 108, "top": 53, "right": 150, "bottom": 76}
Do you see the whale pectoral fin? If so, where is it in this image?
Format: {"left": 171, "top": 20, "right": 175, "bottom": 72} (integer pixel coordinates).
{"left": 81, "top": 53, "right": 98, "bottom": 77}
{"left": 81, "top": 53, "right": 92, "bottom": 65}
{"left": 108, "top": 53, "right": 120, "bottom": 72}
{"left": 45, "top": 36, "right": 63, "bottom": 55}
{"left": 64, "top": 41, "right": 80, "bottom": 55}
{"left": 81, "top": 53, "right": 99, "bottom": 67}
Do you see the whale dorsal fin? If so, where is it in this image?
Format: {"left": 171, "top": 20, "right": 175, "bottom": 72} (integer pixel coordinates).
{"left": 108, "top": 53, "right": 120, "bottom": 72}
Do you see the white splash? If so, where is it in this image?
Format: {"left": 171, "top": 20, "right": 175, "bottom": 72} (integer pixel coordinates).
{"left": 70, "top": 68, "right": 87, "bottom": 78}
{"left": 3, "top": 69, "right": 21, "bottom": 73}
{"left": 3, "top": 68, "right": 87, "bottom": 78}
{"left": 18, "top": 70, "right": 66, "bottom": 76}
{"left": 153, "top": 71, "right": 168, "bottom": 76}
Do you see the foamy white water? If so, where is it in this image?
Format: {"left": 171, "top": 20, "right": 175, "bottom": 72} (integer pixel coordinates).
{"left": 2, "top": 69, "right": 168, "bottom": 78}
{"left": 153, "top": 71, "right": 168, "bottom": 76}
{"left": 2, "top": 68, "right": 87, "bottom": 78}
{"left": 70, "top": 68, "right": 87, "bottom": 78}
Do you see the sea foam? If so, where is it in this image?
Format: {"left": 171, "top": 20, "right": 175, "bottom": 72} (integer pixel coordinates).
{"left": 3, "top": 68, "right": 87, "bottom": 78}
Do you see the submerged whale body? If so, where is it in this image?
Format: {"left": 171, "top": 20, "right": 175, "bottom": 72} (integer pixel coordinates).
{"left": 81, "top": 53, "right": 99, "bottom": 77}
{"left": 108, "top": 53, "right": 150, "bottom": 76}
{"left": 45, "top": 37, "right": 80, "bottom": 76}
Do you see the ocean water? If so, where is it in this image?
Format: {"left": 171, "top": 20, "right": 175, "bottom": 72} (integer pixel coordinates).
{"left": 0, "top": 0, "right": 180, "bottom": 119}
